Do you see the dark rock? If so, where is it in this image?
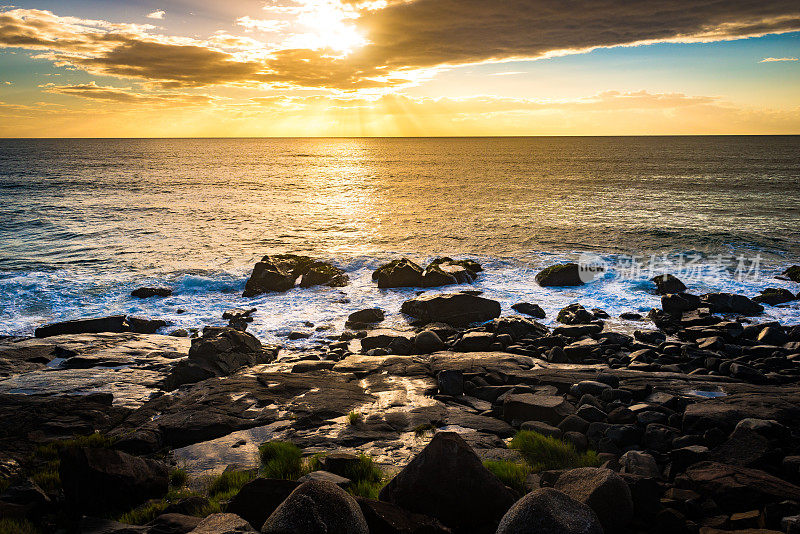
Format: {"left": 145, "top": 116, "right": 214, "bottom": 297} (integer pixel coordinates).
{"left": 126, "top": 317, "right": 167, "bottom": 334}
{"left": 652, "top": 274, "right": 687, "bottom": 295}
{"left": 59, "top": 446, "right": 169, "bottom": 515}
{"left": 511, "top": 302, "right": 546, "bottom": 319}
{"left": 699, "top": 292, "right": 764, "bottom": 316}
{"left": 421, "top": 258, "right": 481, "bottom": 288}
{"left": 521, "top": 421, "right": 563, "bottom": 439}
{"left": 782, "top": 265, "right": 800, "bottom": 282}
{"left": 757, "top": 326, "right": 789, "bottom": 345}
{"left": 753, "top": 288, "right": 796, "bottom": 306}
{"left": 619, "top": 450, "right": 660, "bottom": 478}
{"left": 556, "top": 303, "right": 595, "bottom": 325}
{"left": 243, "top": 254, "right": 347, "bottom": 296}
{"left": 347, "top": 308, "right": 385, "bottom": 324}
{"left": 706, "top": 427, "right": 773, "bottom": 469}
{"left": 223, "top": 308, "right": 257, "bottom": 321}
{"left": 453, "top": 332, "right": 495, "bottom": 352}
{"left": 558, "top": 415, "right": 590, "bottom": 434}
{"left": 78, "top": 517, "right": 148, "bottom": 533}
{"left": 661, "top": 293, "right": 701, "bottom": 315}
{"left": 131, "top": 287, "right": 172, "bottom": 299}
{"left": 682, "top": 392, "right": 800, "bottom": 434}
{"left": 554, "top": 467, "right": 633, "bottom": 532}
{"left": 298, "top": 470, "right": 351, "bottom": 487}
{"left": 262, "top": 479, "right": 368, "bottom": 534}
{"left": 356, "top": 498, "right": 451, "bottom": 534}
{"left": 535, "top": 263, "right": 584, "bottom": 287}
{"left": 378, "top": 432, "right": 515, "bottom": 531}
{"left": 145, "top": 513, "right": 202, "bottom": 533}
{"left": 414, "top": 330, "right": 445, "bottom": 353}
{"left": 192, "top": 513, "right": 257, "bottom": 533}
{"left": 400, "top": 293, "right": 501, "bottom": 326}
{"left": 496, "top": 487, "right": 603, "bottom": 534}
{"left": 437, "top": 370, "right": 464, "bottom": 396}
{"left": 225, "top": 478, "right": 299, "bottom": 531}
{"left": 491, "top": 316, "right": 549, "bottom": 341}
{"left": 372, "top": 259, "right": 425, "bottom": 288}
{"left": 635, "top": 330, "right": 667, "bottom": 345}
{"left": 552, "top": 324, "right": 602, "bottom": 338}
{"left": 35, "top": 315, "right": 128, "bottom": 338}
{"left": 503, "top": 394, "right": 575, "bottom": 426}
{"left": 619, "top": 312, "right": 643, "bottom": 320}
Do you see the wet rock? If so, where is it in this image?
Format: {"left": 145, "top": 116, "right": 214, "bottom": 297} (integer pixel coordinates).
{"left": 262, "top": 479, "right": 368, "bottom": 534}
{"left": 556, "top": 303, "right": 595, "bottom": 325}
{"left": 35, "top": 315, "right": 128, "bottom": 338}
{"left": 496, "top": 487, "right": 603, "bottom": 534}
{"left": 503, "top": 394, "right": 576, "bottom": 426}
{"left": 414, "top": 330, "right": 445, "bottom": 353}
{"left": 676, "top": 461, "right": 800, "bottom": 513}
{"left": 400, "top": 293, "right": 501, "bottom": 326}
{"left": 131, "top": 287, "right": 173, "bottom": 299}
{"left": 59, "top": 446, "right": 169, "bottom": 515}
{"left": 661, "top": 293, "right": 701, "bottom": 315}
{"left": 243, "top": 254, "right": 347, "bottom": 296}
{"left": 535, "top": 263, "right": 584, "bottom": 287}
{"left": 378, "top": 432, "right": 515, "bottom": 531}
{"left": 372, "top": 258, "right": 425, "bottom": 288}
{"left": 652, "top": 274, "right": 687, "bottom": 295}
{"left": 356, "top": 498, "right": 451, "bottom": 534}
{"left": 360, "top": 333, "right": 413, "bottom": 355}
{"left": 552, "top": 324, "right": 602, "bottom": 338}
{"left": 555, "top": 467, "right": 633, "bottom": 532}
{"left": 191, "top": 513, "right": 257, "bottom": 533}
{"left": 421, "top": 258, "right": 481, "bottom": 288}
{"left": 511, "top": 302, "right": 546, "bottom": 319}
{"left": 753, "top": 288, "right": 797, "bottom": 306}
{"left": 347, "top": 308, "right": 385, "bottom": 325}
{"left": 491, "top": 315, "right": 549, "bottom": 341}
{"left": 225, "top": 478, "right": 299, "bottom": 531}
{"left": 126, "top": 317, "right": 168, "bottom": 334}
{"left": 699, "top": 292, "right": 764, "bottom": 316}
{"left": 782, "top": 265, "right": 800, "bottom": 282}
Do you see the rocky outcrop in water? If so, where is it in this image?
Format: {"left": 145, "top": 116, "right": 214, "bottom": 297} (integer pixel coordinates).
{"left": 372, "top": 258, "right": 481, "bottom": 288}
{"left": 34, "top": 315, "right": 169, "bottom": 337}
{"left": 243, "top": 254, "right": 348, "bottom": 296}
{"left": 131, "top": 287, "right": 173, "bottom": 299}
{"left": 535, "top": 263, "right": 583, "bottom": 287}
{"left": 400, "top": 292, "right": 501, "bottom": 326}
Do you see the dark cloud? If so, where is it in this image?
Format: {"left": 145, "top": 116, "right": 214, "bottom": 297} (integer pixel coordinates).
{"left": 43, "top": 82, "right": 217, "bottom": 105}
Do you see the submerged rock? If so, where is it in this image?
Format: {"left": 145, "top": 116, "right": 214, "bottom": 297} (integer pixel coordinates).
{"left": 347, "top": 308, "right": 385, "bottom": 325}
{"left": 511, "top": 302, "right": 546, "bottom": 319}
{"left": 243, "top": 254, "right": 348, "bottom": 297}
{"left": 400, "top": 293, "right": 500, "bottom": 326}
{"left": 378, "top": 432, "right": 515, "bottom": 531}
{"left": 496, "top": 488, "right": 603, "bottom": 534}
{"left": 535, "top": 263, "right": 584, "bottom": 287}
{"left": 651, "top": 274, "right": 687, "bottom": 295}
{"left": 130, "top": 287, "right": 172, "bottom": 299}
{"left": 261, "top": 479, "right": 368, "bottom": 534}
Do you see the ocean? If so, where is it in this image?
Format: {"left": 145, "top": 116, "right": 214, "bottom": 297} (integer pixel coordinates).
{"left": 1, "top": 136, "right": 799, "bottom": 343}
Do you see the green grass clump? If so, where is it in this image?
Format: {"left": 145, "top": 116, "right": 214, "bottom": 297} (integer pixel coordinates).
{"left": 30, "top": 464, "right": 61, "bottom": 492}
{"left": 117, "top": 500, "right": 168, "bottom": 525}
{"left": 169, "top": 468, "right": 188, "bottom": 488}
{"left": 341, "top": 454, "right": 382, "bottom": 485}
{"left": 347, "top": 411, "right": 362, "bottom": 425}
{"left": 0, "top": 519, "right": 40, "bottom": 534}
{"left": 259, "top": 441, "right": 305, "bottom": 480}
{"left": 509, "top": 431, "right": 600, "bottom": 473}
{"left": 413, "top": 423, "right": 435, "bottom": 437}
{"left": 483, "top": 460, "right": 531, "bottom": 494}
{"left": 34, "top": 433, "right": 114, "bottom": 462}
{"left": 206, "top": 470, "right": 256, "bottom": 502}
{"left": 348, "top": 479, "right": 381, "bottom": 499}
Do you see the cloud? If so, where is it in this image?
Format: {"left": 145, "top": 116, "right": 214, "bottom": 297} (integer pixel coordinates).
{"left": 147, "top": 10, "right": 165, "bottom": 20}
{"left": 41, "top": 81, "right": 217, "bottom": 106}
{"left": 760, "top": 56, "right": 798, "bottom": 62}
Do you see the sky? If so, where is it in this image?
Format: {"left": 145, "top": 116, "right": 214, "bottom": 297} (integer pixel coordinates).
{"left": 0, "top": 0, "right": 799, "bottom": 137}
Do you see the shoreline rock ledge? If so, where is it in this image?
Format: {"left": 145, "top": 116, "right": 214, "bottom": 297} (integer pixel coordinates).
{"left": 243, "top": 254, "right": 348, "bottom": 296}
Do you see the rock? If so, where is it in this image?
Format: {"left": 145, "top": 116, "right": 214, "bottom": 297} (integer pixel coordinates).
{"left": 78, "top": 517, "right": 148, "bottom": 533}
{"left": 661, "top": 293, "right": 701, "bottom": 315}
{"left": 453, "top": 331, "right": 495, "bottom": 351}
{"left": 699, "top": 293, "right": 764, "bottom": 316}
{"left": 262, "top": 479, "right": 368, "bottom": 534}
{"left": 676, "top": 461, "right": 800, "bottom": 513}
{"left": 783, "top": 266, "right": 800, "bottom": 282}
{"left": 223, "top": 308, "right": 257, "bottom": 321}
{"left": 652, "top": 274, "right": 687, "bottom": 295}
{"left": 491, "top": 316, "right": 549, "bottom": 341}
{"left": 225, "top": 478, "right": 299, "bottom": 531}
{"left": 147, "top": 514, "right": 203, "bottom": 533}
{"left": 437, "top": 370, "right": 464, "bottom": 396}
{"left": 521, "top": 421, "right": 563, "bottom": 439}
{"left": 706, "top": 427, "right": 773, "bottom": 468}
{"left": 243, "top": 254, "right": 347, "bottom": 296}
{"left": 356, "top": 498, "right": 451, "bottom": 534}
{"left": 535, "top": 263, "right": 584, "bottom": 287}
{"left": 347, "top": 308, "right": 385, "bottom": 325}
{"left": 372, "top": 259, "right": 425, "bottom": 288}
{"left": 126, "top": 317, "right": 168, "bottom": 334}
{"left": 400, "top": 293, "right": 501, "bottom": 326}
{"left": 503, "top": 394, "right": 576, "bottom": 426}
{"left": 378, "top": 432, "right": 515, "bottom": 531}
{"left": 298, "top": 470, "right": 351, "bottom": 487}
{"left": 35, "top": 315, "right": 128, "bottom": 337}
{"left": 191, "top": 513, "right": 257, "bottom": 533}
{"left": 552, "top": 324, "right": 602, "bottom": 338}
{"left": 753, "top": 288, "right": 796, "bottom": 306}
{"left": 682, "top": 392, "right": 800, "bottom": 434}
{"left": 163, "top": 326, "right": 278, "bottom": 389}
{"left": 556, "top": 303, "right": 595, "bottom": 325}
{"left": 496, "top": 487, "right": 603, "bottom": 534}
{"left": 59, "top": 446, "right": 169, "bottom": 515}
{"left": 131, "top": 287, "right": 173, "bottom": 299}
{"left": 757, "top": 326, "right": 789, "bottom": 345}
{"left": 360, "top": 333, "right": 413, "bottom": 354}
{"left": 414, "top": 330, "right": 445, "bottom": 353}
{"left": 421, "top": 258, "right": 481, "bottom": 287}
{"left": 554, "top": 467, "right": 633, "bottom": 531}
{"left": 511, "top": 302, "right": 546, "bottom": 319}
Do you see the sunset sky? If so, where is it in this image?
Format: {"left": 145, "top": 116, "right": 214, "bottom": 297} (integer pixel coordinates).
{"left": 1, "top": 0, "right": 799, "bottom": 137}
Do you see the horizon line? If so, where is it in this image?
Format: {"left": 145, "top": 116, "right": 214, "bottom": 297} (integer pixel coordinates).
{"left": 2, "top": 134, "right": 800, "bottom": 140}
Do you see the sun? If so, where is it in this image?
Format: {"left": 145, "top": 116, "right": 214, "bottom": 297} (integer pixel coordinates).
{"left": 286, "top": 0, "right": 368, "bottom": 54}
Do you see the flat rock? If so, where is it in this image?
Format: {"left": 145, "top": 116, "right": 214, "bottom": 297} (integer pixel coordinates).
{"left": 400, "top": 293, "right": 501, "bottom": 326}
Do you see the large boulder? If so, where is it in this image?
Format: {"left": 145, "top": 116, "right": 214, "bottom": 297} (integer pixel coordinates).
{"left": 651, "top": 274, "right": 686, "bottom": 295}
{"left": 661, "top": 292, "right": 701, "bottom": 315}
{"left": 783, "top": 265, "right": 800, "bottom": 282}
{"left": 191, "top": 513, "right": 257, "bottom": 533}
{"left": 676, "top": 461, "right": 800, "bottom": 513}
{"left": 491, "top": 316, "right": 549, "bottom": 341}
{"left": 554, "top": 467, "right": 633, "bottom": 532}
{"left": 131, "top": 287, "right": 173, "bottom": 299}
{"left": 511, "top": 302, "right": 546, "bottom": 319}
{"left": 59, "top": 447, "right": 169, "bottom": 515}
{"left": 378, "top": 432, "right": 515, "bottom": 531}
{"left": 753, "top": 288, "right": 796, "bottom": 306}
{"left": 699, "top": 293, "right": 764, "bottom": 316}
{"left": 243, "top": 254, "right": 347, "bottom": 296}
{"left": 556, "top": 303, "right": 595, "bottom": 325}
{"left": 261, "top": 479, "right": 368, "bottom": 534}
{"left": 535, "top": 263, "right": 584, "bottom": 287}
{"left": 372, "top": 259, "right": 425, "bottom": 288}
{"left": 225, "top": 478, "right": 299, "bottom": 531}
{"left": 400, "top": 293, "right": 501, "bottom": 326}
{"left": 682, "top": 392, "right": 800, "bottom": 435}
{"left": 347, "top": 308, "right": 385, "bottom": 325}
{"left": 356, "top": 498, "right": 451, "bottom": 534}
{"left": 35, "top": 315, "right": 128, "bottom": 338}
{"left": 164, "top": 327, "right": 279, "bottom": 389}
{"left": 421, "top": 258, "right": 481, "bottom": 288}
{"left": 503, "top": 394, "right": 576, "bottom": 426}
{"left": 496, "top": 488, "right": 603, "bottom": 534}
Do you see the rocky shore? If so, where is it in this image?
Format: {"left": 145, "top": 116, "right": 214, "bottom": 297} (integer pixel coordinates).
{"left": 1, "top": 257, "right": 800, "bottom": 534}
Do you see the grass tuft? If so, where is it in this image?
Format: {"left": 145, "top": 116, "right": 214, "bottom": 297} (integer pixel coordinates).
{"left": 348, "top": 479, "right": 381, "bottom": 499}
{"left": 413, "top": 423, "right": 435, "bottom": 437}
{"left": 117, "top": 500, "right": 168, "bottom": 525}
{"left": 169, "top": 468, "right": 188, "bottom": 488}
{"left": 0, "top": 519, "right": 40, "bottom": 534}
{"left": 509, "top": 431, "right": 600, "bottom": 473}
{"left": 483, "top": 460, "right": 531, "bottom": 494}
{"left": 258, "top": 441, "right": 304, "bottom": 480}
{"left": 0, "top": 478, "right": 8, "bottom": 493}
{"left": 206, "top": 470, "right": 256, "bottom": 501}
{"left": 347, "top": 411, "right": 362, "bottom": 425}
